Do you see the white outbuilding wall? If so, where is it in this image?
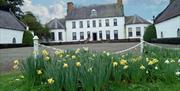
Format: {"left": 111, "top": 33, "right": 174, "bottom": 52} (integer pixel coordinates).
{"left": 65, "top": 17, "right": 125, "bottom": 42}
{"left": 125, "top": 24, "right": 150, "bottom": 39}
{"left": 0, "top": 28, "right": 24, "bottom": 44}
{"left": 155, "top": 16, "right": 180, "bottom": 38}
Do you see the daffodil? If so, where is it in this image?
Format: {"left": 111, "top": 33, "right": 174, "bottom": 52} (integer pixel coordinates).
{"left": 146, "top": 70, "right": 149, "bottom": 74}
{"left": 76, "top": 62, "right": 81, "bottom": 67}
{"left": 175, "top": 71, "right": 180, "bottom": 76}
{"left": 63, "top": 63, "right": 68, "bottom": 68}
{"left": 75, "top": 48, "right": 80, "bottom": 54}
{"left": 155, "top": 66, "right": 158, "bottom": 70}
{"left": 113, "top": 62, "right": 118, "bottom": 67}
{"left": 37, "top": 70, "right": 43, "bottom": 75}
{"left": 123, "top": 65, "right": 128, "bottom": 69}
{"left": 44, "top": 56, "right": 50, "bottom": 61}
{"left": 178, "top": 59, "right": 180, "bottom": 63}
{"left": 148, "top": 58, "right": 158, "bottom": 65}
{"left": 42, "top": 49, "right": 49, "bottom": 56}
{"left": 119, "top": 59, "right": 127, "bottom": 65}
{"left": 140, "top": 65, "right": 145, "bottom": 70}
{"left": 88, "top": 67, "right": 93, "bottom": 72}
{"left": 14, "top": 60, "right": 19, "bottom": 65}
{"left": 20, "top": 75, "right": 24, "bottom": 79}
{"left": 170, "top": 60, "right": 175, "bottom": 63}
{"left": 13, "top": 65, "right": 19, "bottom": 70}
{"left": 106, "top": 52, "right": 110, "bottom": 56}
{"left": 47, "top": 78, "right": 55, "bottom": 85}
{"left": 165, "top": 60, "right": 170, "bottom": 64}
{"left": 83, "top": 47, "right": 89, "bottom": 51}
{"left": 72, "top": 55, "right": 76, "bottom": 59}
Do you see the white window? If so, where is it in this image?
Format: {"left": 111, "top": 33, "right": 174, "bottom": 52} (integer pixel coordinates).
{"left": 87, "top": 21, "right": 90, "bottom": 28}
{"left": 99, "top": 20, "right": 102, "bottom": 27}
{"left": 72, "top": 21, "right": 76, "bottom": 29}
{"left": 93, "top": 20, "right": 96, "bottom": 27}
{"left": 105, "top": 19, "right": 109, "bottom": 26}
{"left": 50, "top": 32, "right": 55, "bottom": 41}
{"left": 113, "top": 19, "right": 117, "bottom": 26}
{"left": 79, "top": 21, "right": 83, "bottom": 28}
{"left": 128, "top": 28, "right": 132, "bottom": 37}
{"left": 177, "top": 28, "right": 180, "bottom": 37}
{"left": 114, "top": 30, "right": 118, "bottom": 40}
{"left": 58, "top": 32, "right": 62, "bottom": 40}
{"left": 99, "top": 31, "right": 102, "bottom": 39}
{"left": 106, "top": 30, "right": 110, "bottom": 40}
{"left": 72, "top": 32, "right": 77, "bottom": 40}
{"left": 136, "top": 27, "right": 141, "bottom": 37}
{"left": 161, "top": 32, "right": 163, "bottom": 38}
{"left": 80, "top": 32, "right": 84, "bottom": 40}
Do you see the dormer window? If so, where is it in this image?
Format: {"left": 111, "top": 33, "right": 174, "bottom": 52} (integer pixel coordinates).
{"left": 91, "top": 9, "right": 97, "bottom": 17}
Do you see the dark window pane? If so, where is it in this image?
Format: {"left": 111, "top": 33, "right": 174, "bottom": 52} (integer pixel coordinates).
{"left": 93, "top": 20, "right": 96, "bottom": 27}
{"left": 72, "top": 32, "right": 76, "bottom": 40}
{"left": 113, "top": 19, "right": 117, "bottom": 26}
{"left": 80, "top": 32, "right": 84, "bottom": 40}
{"left": 72, "top": 22, "right": 76, "bottom": 29}
{"left": 51, "top": 32, "right": 55, "bottom": 41}
{"left": 106, "top": 30, "right": 110, "bottom": 40}
{"left": 79, "top": 21, "right": 83, "bottom": 28}
{"left": 58, "top": 32, "right": 62, "bottom": 40}
{"left": 105, "top": 19, "right": 109, "bottom": 26}
{"left": 99, "top": 31, "right": 102, "bottom": 39}
{"left": 114, "top": 30, "right": 118, "bottom": 40}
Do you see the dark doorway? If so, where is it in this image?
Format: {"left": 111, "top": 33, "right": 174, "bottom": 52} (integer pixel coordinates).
{"left": 93, "top": 33, "right": 97, "bottom": 41}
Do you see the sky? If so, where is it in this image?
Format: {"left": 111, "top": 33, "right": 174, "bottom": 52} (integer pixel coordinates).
{"left": 21, "top": 0, "right": 169, "bottom": 24}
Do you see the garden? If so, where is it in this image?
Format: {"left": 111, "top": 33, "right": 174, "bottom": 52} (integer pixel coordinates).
{"left": 0, "top": 45, "right": 180, "bottom": 91}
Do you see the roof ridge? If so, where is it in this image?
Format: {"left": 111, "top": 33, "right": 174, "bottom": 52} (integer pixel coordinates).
{"left": 76, "top": 3, "right": 117, "bottom": 9}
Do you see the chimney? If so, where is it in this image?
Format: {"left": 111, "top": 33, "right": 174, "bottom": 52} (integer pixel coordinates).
{"left": 67, "top": 2, "right": 74, "bottom": 13}
{"left": 116, "top": 0, "right": 124, "bottom": 16}
{"left": 117, "top": 0, "right": 123, "bottom": 5}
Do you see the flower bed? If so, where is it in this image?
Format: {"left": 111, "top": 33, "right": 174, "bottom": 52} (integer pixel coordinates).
{"left": 13, "top": 46, "right": 180, "bottom": 91}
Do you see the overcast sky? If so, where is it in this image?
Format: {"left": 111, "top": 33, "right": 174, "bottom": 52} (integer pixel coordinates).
{"left": 21, "top": 0, "right": 169, "bottom": 24}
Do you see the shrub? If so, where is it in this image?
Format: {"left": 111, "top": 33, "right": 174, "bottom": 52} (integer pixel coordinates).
{"left": 143, "top": 24, "right": 157, "bottom": 42}
{"left": 23, "top": 31, "right": 33, "bottom": 45}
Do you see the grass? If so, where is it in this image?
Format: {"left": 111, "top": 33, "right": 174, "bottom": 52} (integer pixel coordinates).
{"left": 0, "top": 72, "right": 180, "bottom": 91}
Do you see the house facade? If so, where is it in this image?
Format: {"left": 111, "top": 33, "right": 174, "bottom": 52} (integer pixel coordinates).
{"left": 0, "top": 10, "right": 27, "bottom": 44}
{"left": 47, "top": 0, "right": 151, "bottom": 43}
{"left": 155, "top": 0, "right": 180, "bottom": 38}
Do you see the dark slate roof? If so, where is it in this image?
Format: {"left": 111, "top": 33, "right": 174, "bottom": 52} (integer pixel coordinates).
{"left": 66, "top": 3, "right": 124, "bottom": 20}
{"left": 155, "top": 0, "right": 180, "bottom": 24}
{"left": 125, "top": 15, "right": 151, "bottom": 25}
{"left": 46, "top": 18, "right": 65, "bottom": 29}
{"left": 0, "top": 10, "right": 26, "bottom": 31}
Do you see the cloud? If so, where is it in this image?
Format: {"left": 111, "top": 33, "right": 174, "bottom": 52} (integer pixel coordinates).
{"left": 21, "top": 0, "right": 66, "bottom": 24}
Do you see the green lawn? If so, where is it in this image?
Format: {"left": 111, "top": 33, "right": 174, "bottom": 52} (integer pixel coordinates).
{"left": 0, "top": 72, "right": 180, "bottom": 91}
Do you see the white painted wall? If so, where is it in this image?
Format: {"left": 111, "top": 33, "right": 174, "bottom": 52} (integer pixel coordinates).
{"left": 0, "top": 28, "right": 24, "bottom": 44}
{"left": 65, "top": 17, "right": 125, "bottom": 42}
{"left": 49, "top": 29, "right": 66, "bottom": 42}
{"left": 155, "top": 16, "right": 180, "bottom": 38}
{"left": 126, "top": 24, "right": 150, "bottom": 39}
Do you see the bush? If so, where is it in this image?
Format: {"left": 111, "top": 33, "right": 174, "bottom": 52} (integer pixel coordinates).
{"left": 143, "top": 24, "right": 157, "bottom": 42}
{"left": 23, "top": 31, "right": 33, "bottom": 45}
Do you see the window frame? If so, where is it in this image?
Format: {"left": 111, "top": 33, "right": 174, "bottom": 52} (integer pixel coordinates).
{"left": 79, "top": 21, "right": 83, "bottom": 28}
{"left": 113, "top": 19, "right": 117, "bottom": 26}
{"left": 72, "top": 21, "right": 76, "bottom": 29}
{"left": 128, "top": 28, "right": 133, "bottom": 37}
{"left": 99, "top": 20, "right": 102, "bottom": 27}
{"left": 105, "top": 19, "right": 109, "bottom": 27}
{"left": 114, "top": 30, "right": 118, "bottom": 40}
{"left": 58, "top": 32, "right": 63, "bottom": 41}
{"left": 50, "top": 32, "right": 55, "bottom": 41}
{"left": 80, "top": 32, "right": 84, "bottom": 40}
{"left": 106, "top": 30, "right": 110, "bottom": 40}
{"left": 72, "top": 32, "right": 77, "bottom": 40}
{"left": 93, "top": 20, "right": 96, "bottom": 27}
{"left": 99, "top": 31, "right": 102, "bottom": 39}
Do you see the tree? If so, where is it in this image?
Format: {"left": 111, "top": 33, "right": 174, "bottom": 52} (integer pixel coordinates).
{"left": 0, "top": 0, "right": 24, "bottom": 18}
{"left": 143, "top": 24, "right": 157, "bottom": 42}
{"left": 23, "top": 31, "right": 33, "bottom": 45}
{"left": 21, "top": 12, "right": 50, "bottom": 41}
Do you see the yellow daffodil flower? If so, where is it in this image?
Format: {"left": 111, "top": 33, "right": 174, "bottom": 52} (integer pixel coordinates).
{"left": 44, "top": 56, "right": 50, "bottom": 61}
{"left": 47, "top": 78, "right": 55, "bottom": 85}
{"left": 14, "top": 60, "right": 19, "bottom": 65}
{"left": 123, "top": 65, "right": 128, "bottom": 69}
{"left": 119, "top": 59, "right": 127, "bottom": 65}
{"left": 37, "top": 70, "right": 43, "bottom": 75}
{"left": 113, "top": 62, "right": 118, "bottom": 67}
{"left": 75, "top": 48, "right": 80, "bottom": 54}
{"left": 63, "top": 63, "right": 68, "bottom": 68}
{"left": 72, "top": 55, "right": 76, "bottom": 59}
{"left": 140, "top": 65, "right": 145, "bottom": 70}
{"left": 42, "top": 49, "right": 49, "bottom": 56}
{"left": 13, "top": 65, "right": 19, "bottom": 70}
{"left": 76, "top": 62, "right": 81, "bottom": 67}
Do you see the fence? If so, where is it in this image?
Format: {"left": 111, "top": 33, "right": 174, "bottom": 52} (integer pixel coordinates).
{"left": 33, "top": 36, "right": 180, "bottom": 58}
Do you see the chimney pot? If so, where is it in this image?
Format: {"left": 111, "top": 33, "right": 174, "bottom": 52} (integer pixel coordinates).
{"left": 67, "top": 2, "right": 74, "bottom": 13}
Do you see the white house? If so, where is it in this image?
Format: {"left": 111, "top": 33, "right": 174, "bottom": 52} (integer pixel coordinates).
{"left": 155, "top": 0, "right": 180, "bottom": 38}
{"left": 46, "top": 18, "right": 66, "bottom": 42}
{"left": 125, "top": 15, "right": 151, "bottom": 39}
{"left": 47, "top": 0, "right": 151, "bottom": 43}
{"left": 0, "top": 10, "right": 27, "bottom": 44}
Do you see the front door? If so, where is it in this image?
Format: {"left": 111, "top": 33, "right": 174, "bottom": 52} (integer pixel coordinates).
{"left": 93, "top": 33, "right": 97, "bottom": 41}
